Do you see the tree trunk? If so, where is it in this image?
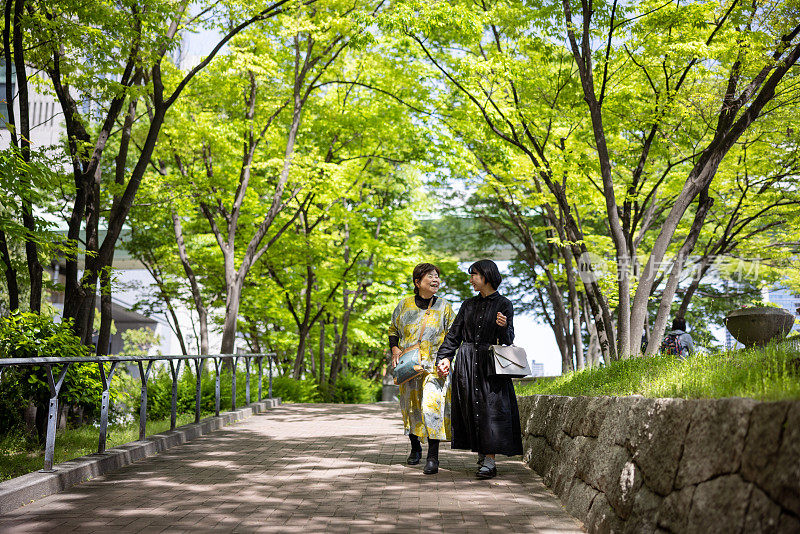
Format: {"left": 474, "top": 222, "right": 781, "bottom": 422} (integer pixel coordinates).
{"left": 308, "top": 343, "right": 316, "bottom": 379}
{"left": 3, "top": 0, "right": 42, "bottom": 312}
{"left": 220, "top": 275, "right": 242, "bottom": 354}
{"left": 645, "top": 189, "right": 713, "bottom": 356}
{"left": 97, "top": 265, "right": 113, "bottom": 355}
{"left": 171, "top": 209, "right": 209, "bottom": 354}
{"left": 328, "top": 315, "right": 344, "bottom": 386}
{"left": 292, "top": 323, "right": 311, "bottom": 378}
{"left": 565, "top": 246, "right": 584, "bottom": 370}
{"left": 0, "top": 230, "right": 19, "bottom": 311}
{"left": 318, "top": 318, "right": 325, "bottom": 384}
{"left": 581, "top": 291, "right": 600, "bottom": 367}
{"left": 562, "top": 0, "right": 630, "bottom": 358}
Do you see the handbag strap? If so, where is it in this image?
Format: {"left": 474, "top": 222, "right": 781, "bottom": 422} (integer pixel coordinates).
{"left": 416, "top": 297, "right": 434, "bottom": 343}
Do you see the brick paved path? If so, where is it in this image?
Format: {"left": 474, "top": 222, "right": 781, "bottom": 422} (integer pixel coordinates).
{"left": 0, "top": 403, "right": 584, "bottom": 533}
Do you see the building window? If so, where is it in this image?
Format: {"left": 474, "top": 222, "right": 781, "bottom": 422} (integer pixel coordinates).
{"left": 0, "top": 60, "right": 16, "bottom": 128}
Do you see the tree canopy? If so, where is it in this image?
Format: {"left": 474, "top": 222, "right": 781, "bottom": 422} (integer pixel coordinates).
{"left": 1, "top": 0, "right": 799, "bottom": 378}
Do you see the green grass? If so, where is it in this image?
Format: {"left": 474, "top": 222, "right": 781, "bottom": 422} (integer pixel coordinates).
{"left": 515, "top": 341, "right": 800, "bottom": 401}
{"left": 0, "top": 411, "right": 214, "bottom": 481}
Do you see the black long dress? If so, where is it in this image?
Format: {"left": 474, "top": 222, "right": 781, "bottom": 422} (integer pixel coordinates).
{"left": 435, "top": 291, "right": 523, "bottom": 456}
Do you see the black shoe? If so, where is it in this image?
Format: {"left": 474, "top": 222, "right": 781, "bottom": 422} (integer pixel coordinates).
{"left": 476, "top": 465, "right": 497, "bottom": 479}
{"left": 407, "top": 449, "right": 422, "bottom": 465}
{"left": 423, "top": 458, "right": 439, "bottom": 474}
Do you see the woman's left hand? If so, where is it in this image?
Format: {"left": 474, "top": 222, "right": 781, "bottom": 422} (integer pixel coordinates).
{"left": 496, "top": 312, "right": 507, "bottom": 327}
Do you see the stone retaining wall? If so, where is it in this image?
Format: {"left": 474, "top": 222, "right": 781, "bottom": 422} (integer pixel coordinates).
{"left": 518, "top": 395, "right": 800, "bottom": 533}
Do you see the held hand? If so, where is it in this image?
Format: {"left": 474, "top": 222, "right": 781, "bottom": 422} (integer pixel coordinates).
{"left": 436, "top": 359, "right": 450, "bottom": 378}
{"left": 496, "top": 312, "right": 507, "bottom": 327}
{"left": 391, "top": 347, "right": 401, "bottom": 367}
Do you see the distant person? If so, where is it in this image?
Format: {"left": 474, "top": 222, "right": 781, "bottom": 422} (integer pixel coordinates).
{"left": 389, "top": 263, "right": 455, "bottom": 475}
{"left": 436, "top": 259, "right": 523, "bottom": 479}
{"left": 661, "top": 318, "right": 694, "bottom": 359}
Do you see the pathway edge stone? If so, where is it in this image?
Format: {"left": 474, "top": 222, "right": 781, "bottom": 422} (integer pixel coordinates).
{"left": 0, "top": 398, "right": 281, "bottom": 515}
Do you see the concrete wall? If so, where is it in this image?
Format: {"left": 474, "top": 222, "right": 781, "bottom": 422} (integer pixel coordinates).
{"left": 518, "top": 395, "right": 800, "bottom": 533}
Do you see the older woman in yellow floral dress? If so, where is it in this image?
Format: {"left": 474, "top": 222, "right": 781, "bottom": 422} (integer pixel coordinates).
{"left": 389, "top": 262, "right": 455, "bottom": 475}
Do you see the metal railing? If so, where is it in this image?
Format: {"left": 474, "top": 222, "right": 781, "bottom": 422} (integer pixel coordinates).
{"left": 0, "top": 353, "right": 275, "bottom": 472}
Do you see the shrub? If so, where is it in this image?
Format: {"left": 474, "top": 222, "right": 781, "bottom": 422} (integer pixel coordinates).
{"left": 0, "top": 311, "right": 99, "bottom": 441}
{"left": 268, "top": 376, "right": 322, "bottom": 403}
{"left": 330, "top": 374, "right": 381, "bottom": 404}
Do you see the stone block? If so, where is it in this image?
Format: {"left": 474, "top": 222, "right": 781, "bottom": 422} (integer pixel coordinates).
{"left": 522, "top": 394, "right": 543, "bottom": 436}
{"left": 623, "top": 485, "right": 661, "bottom": 534}
{"left": 525, "top": 436, "right": 552, "bottom": 476}
{"left": 565, "top": 478, "right": 599, "bottom": 521}
{"left": 597, "top": 396, "right": 640, "bottom": 447}
{"left": 586, "top": 493, "right": 623, "bottom": 534}
{"left": 582, "top": 396, "right": 614, "bottom": 437}
{"left": 578, "top": 443, "right": 634, "bottom": 517}
{"left": 552, "top": 434, "right": 581, "bottom": 497}
{"left": 523, "top": 434, "right": 534, "bottom": 464}
{"left": 656, "top": 485, "right": 694, "bottom": 533}
{"left": 742, "top": 402, "right": 800, "bottom": 517}
{"left": 543, "top": 396, "right": 571, "bottom": 448}
{"left": 627, "top": 397, "right": 694, "bottom": 496}
{"left": 743, "top": 486, "right": 782, "bottom": 533}
{"left": 574, "top": 435, "right": 599, "bottom": 483}
{"left": 604, "top": 456, "right": 642, "bottom": 520}
{"left": 563, "top": 396, "right": 591, "bottom": 437}
{"left": 675, "top": 398, "right": 755, "bottom": 488}
{"left": 777, "top": 513, "right": 800, "bottom": 534}
{"left": 686, "top": 474, "right": 751, "bottom": 534}
{"left": 543, "top": 432, "right": 569, "bottom": 488}
{"left": 517, "top": 394, "right": 535, "bottom": 425}
{"left": 740, "top": 402, "right": 789, "bottom": 478}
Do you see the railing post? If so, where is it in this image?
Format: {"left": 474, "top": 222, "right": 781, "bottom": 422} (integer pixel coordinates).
{"left": 41, "top": 363, "right": 71, "bottom": 472}
{"left": 193, "top": 358, "right": 204, "bottom": 424}
{"left": 97, "top": 361, "right": 120, "bottom": 454}
{"left": 231, "top": 356, "right": 239, "bottom": 411}
{"left": 268, "top": 355, "right": 273, "bottom": 399}
{"left": 214, "top": 358, "right": 221, "bottom": 416}
{"left": 257, "top": 356, "right": 263, "bottom": 401}
{"left": 137, "top": 361, "right": 155, "bottom": 441}
{"left": 169, "top": 359, "right": 182, "bottom": 431}
{"left": 245, "top": 356, "right": 251, "bottom": 405}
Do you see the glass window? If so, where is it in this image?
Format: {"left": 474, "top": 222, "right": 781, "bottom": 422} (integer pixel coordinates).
{"left": 0, "top": 60, "right": 16, "bottom": 128}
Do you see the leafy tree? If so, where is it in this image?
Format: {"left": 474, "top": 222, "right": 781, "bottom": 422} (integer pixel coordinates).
{"left": 379, "top": 0, "right": 800, "bottom": 367}
{"left": 7, "top": 0, "right": 321, "bottom": 353}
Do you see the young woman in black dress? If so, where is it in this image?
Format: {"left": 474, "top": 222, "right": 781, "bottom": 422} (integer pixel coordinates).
{"left": 435, "top": 259, "right": 523, "bottom": 479}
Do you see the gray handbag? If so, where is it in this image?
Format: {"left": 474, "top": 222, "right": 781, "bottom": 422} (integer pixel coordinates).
{"left": 490, "top": 344, "right": 531, "bottom": 378}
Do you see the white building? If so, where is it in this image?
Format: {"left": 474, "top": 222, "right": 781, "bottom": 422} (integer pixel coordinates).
{"left": 764, "top": 287, "right": 800, "bottom": 334}
{"left": 0, "top": 62, "right": 63, "bottom": 149}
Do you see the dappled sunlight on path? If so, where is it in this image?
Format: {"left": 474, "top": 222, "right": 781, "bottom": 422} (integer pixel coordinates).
{"left": 0, "top": 403, "right": 584, "bottom": 533}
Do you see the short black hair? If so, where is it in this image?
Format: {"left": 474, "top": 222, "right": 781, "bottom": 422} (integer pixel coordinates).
{"left": 468, "top": 259, "right": 502, "bottom": 290}
{"left": 412, "top": 263, "right": 441, "bottom": 295}
{"left": 672, "top": 317, "right": 686, "bottom": 331}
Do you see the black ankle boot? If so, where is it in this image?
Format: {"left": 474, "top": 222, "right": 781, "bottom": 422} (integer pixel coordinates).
{"left": 423, "top": 458, "right": 439, "bottom": 474}
{"left": 407, "top": 434, "right": 422, "bottom": 465}
{"left": 423, "top": 439, "right": 439, "bottom": 474}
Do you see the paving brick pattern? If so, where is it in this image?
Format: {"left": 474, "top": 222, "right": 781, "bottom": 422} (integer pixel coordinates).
{"left": 0, "top": 403, "right": 585, "bottom": 533}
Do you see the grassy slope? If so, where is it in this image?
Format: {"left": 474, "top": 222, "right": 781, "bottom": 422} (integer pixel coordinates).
{"left": 0, "top": 412, "right": 213, "bottom": 481}
{"left": 515, "top": 342, "right": 800, "bottom": 401}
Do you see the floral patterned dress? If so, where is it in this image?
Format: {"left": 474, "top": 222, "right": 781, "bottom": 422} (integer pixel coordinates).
{"left": 389, "top": 295, "right": 455, "bottom": 442}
